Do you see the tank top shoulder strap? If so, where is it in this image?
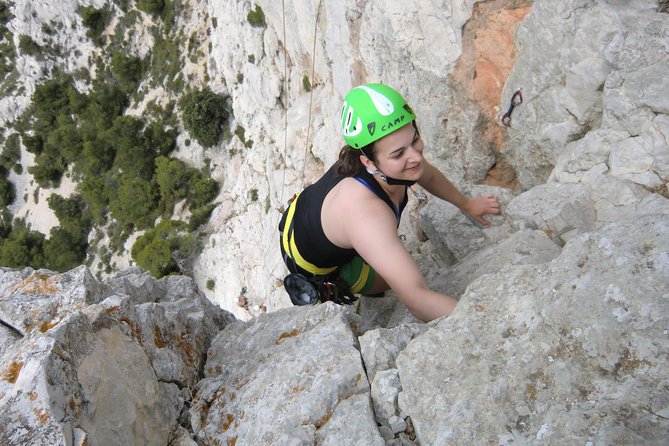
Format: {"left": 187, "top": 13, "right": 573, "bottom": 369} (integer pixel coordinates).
{"left": 353, "top": 169, "right": 408, "bottom": 226}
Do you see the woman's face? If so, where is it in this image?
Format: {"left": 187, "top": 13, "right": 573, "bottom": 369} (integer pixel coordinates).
{"left": 373, "top": 122, "right": 424, "bottom": 181}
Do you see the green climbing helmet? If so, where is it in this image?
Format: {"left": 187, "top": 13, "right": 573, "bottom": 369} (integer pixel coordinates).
{"left": 339, "top": 83, "right": 416, "bottom": 149}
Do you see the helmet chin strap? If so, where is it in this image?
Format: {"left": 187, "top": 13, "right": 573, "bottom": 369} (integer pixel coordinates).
{"left": 361, "top": 149, "right": 417, "bottom": 187}
{"left": 364, "top": 164, "right": 416, "bottom": 187}
{"left": 376, "top": 171, "right": 417, "bottom": 187}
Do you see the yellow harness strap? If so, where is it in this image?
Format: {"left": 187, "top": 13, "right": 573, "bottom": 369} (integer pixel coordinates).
{"left": 282, "top": 193, "right": 337, "bottom": 276}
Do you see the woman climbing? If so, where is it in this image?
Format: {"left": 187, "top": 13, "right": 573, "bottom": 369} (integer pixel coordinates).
{"left": 279, "top": 83, "right": 500, "bottom": 322}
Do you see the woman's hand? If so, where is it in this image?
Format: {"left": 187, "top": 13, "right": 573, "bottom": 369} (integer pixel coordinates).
{"left": 463, "top": 195, "right": 500, "bottom": 226}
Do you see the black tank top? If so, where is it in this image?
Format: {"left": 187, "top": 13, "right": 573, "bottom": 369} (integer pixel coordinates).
{"left": 283, "top": 165, "right": 408, "bottom": 269}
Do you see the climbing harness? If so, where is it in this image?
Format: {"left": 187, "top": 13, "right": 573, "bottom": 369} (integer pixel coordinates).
{"left": 279, "top": 193, "right": 357, "bottom": 306}
{"left": 501, "top": 88, "right": 523, "bottom": 127}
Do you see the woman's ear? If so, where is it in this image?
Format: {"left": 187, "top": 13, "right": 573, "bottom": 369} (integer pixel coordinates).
{"left": 359, "top": 154, "right": 376, "bottom": 172}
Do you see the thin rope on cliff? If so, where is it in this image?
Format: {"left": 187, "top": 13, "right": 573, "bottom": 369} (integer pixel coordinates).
{"left": 263, "top": 0, "right": 323, "bottom": 280}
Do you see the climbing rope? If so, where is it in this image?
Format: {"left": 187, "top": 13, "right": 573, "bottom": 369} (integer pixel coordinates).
{"left": 263, "top": 0, "right": 323, "bottom": 280}
{"left": 300, "top": 0, "right": 323, "bottom": 184}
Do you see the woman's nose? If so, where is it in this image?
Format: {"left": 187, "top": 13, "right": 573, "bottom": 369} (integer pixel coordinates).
{"left": 406, "top": 144, "right": 423, "bottom": 160}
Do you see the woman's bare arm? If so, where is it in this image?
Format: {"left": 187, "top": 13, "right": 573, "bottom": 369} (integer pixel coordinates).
{"left": 345, "top": 198, "right": 457, "bottom": 322}
{"left": 418, "top": 162, "right": 500, "bottom": 225}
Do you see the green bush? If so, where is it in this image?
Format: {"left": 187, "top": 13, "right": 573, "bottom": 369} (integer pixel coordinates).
{"left": 131, "top": 219, "right": 197, "bottom": 278}
{"left": 108, "top": 175, "right": 160, "bottom": 229}
{"left": 188, "top": 203, "right": 216, "bottom": 231}
{"left": 0, "top": 220, "right": 45, "bottom": 269}
{"left": 206, "top": 278, "right": 215, "bottom": 290}
{"left": 149, "top": 33, "right": 183, "bottom": 93}
{"left": 188, "top": 174, "right": 219, "bottom": 208}
{"left": 179, "top": 88, "right": 228, "bottom": 148}
{"left": 79, "top": 175, "right": 110, "bottom": 223}
{"left": 77, "top": 6, "right": 111, "bottom": 46}
{"left": 43, "top": 227, "right": 87, "bottom": 272}
{"left": 31, "top": 76, "right": 74, "bottom": 138}
{"left": 18, "top": 35, "right": 42, "bottom": 56}
{"left": 137, "top": 0, "right": 165, "bottom": 16}
{"left": 0, "top": 133, "right": 21, "bottom": 171}
{"left": 0, "top": 39, "right": 16, "bottom": 80}
{"left": 77, "top": 137, "right": 115, "bottom": 178}
{"left": 155, "top": 156, "right": 190, "bottom": 200}
{"left": 0, "top": 2, "right": 13, "bottom": 30}
{"left": 247, "top": 5, "right": 266, "bottom": 27}
{"left": 143, "top": 121, "right": 176, "bottom": 158}
{"left": 155, "top": 156, "right": 219, "bottom": 217}
{"left": 111, "top": 51, "right": 144, "bottom": 93}
{"left": 47, "top": 115, "right": 83, "bottom": 164}
{"left": 28, "top": 150, "right": 67, "bottom": 187}
{"left": 105, "top": 116, "right": 154, "bottom": 179}
{"left": 44, "top": 194, "right": 92, "bottom": 272}
{"left": 47, "top": 194, "right": 91, "bottom": 229}
{"left": 21, "top": 134, "right": 43, "bottom": 155}
{"left": 115, "top": 0, "right": 131, "bottom": 12}
{"left": 0, "top": 174, "right": 14, "bottom": 207}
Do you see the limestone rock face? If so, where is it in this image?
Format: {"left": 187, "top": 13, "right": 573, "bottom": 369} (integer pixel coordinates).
{"left": 397, "top": 215, "right": 669, "bottom": 445}
{"left": 0, "top": 266, "right": 110, "bottom": 336}
{"left": 1, "top": 1, "right": 668, "bottom": 444}
{"left": 0, "top": 267, "right": 233, "bottom": 445}
{"left": 503, "top": 0, "right": 667, "bottom": 190}
{"left": 195, "top": 0, "right": 492, "bottom": 316}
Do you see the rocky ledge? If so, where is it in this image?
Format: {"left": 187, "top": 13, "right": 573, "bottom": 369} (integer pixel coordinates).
{"left": 1, "top": 212, "right": 667, "bottom": 445}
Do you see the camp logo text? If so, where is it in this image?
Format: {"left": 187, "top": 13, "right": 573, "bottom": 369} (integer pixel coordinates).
{"left": 381, "top": 115, "right": 406, "bottom": 132}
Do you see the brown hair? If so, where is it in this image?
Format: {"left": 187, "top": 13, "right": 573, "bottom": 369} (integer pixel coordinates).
{"left": 334, "top": 143, "right": 375, "bottom": 177}
{"left": 334, "top": 120, "right": 420, "bottom": 177}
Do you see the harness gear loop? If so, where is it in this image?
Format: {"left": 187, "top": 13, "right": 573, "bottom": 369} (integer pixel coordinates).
{"left": 501, "top": 88, "right": 523, "bottom": 127}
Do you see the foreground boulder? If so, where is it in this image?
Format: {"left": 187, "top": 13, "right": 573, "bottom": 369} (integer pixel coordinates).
{"left": 191, "top": 303, "right": 384, "bottom": 445}
{"left": 0, "top": 268, "right": 233, "bottom": 445}
{"left": 397, "top": 215, "right": 669, "bottom": 444}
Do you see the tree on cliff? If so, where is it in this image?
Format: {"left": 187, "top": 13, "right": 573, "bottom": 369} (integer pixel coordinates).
{"left": 178, "top": 88, "right": 229, "bottom": 148}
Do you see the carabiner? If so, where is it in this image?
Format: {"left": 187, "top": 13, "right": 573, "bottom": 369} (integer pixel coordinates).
{"left": 501, "top": 88, "right": 523, "bottom": 127}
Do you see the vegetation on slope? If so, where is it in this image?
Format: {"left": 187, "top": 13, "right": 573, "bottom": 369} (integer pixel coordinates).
{"left": 0, "top": 0, "right": 232, "bottom": 278}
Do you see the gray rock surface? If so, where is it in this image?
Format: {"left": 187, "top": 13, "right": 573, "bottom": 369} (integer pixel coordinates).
{"left": 397, "top": 215, "right": 669, "bottom": 445}
{"left": 0, "top": 268, "right": 232, "bottom": 445}
{"left": 506, "top": 183, "right": 597, "bottom": 243}
{"left": 504, "top": 0, "right": 665, "bottom": 190}
{"left": 370, "top": 368, "right": 402, "bottom": 426}
{"left": 190, "top": 303, "right": 383, "bottom": 445}
{"left": 0, "top": 266, "right": 110, "bottom": 336}
{"left": 1, "top": 1, "right": 668, "bottom": 445}
{"left": 432, "top": 229, "right": 561, "bottom": 299}
{"left": 420, "top": 185, "right": 516, "bottom": 263}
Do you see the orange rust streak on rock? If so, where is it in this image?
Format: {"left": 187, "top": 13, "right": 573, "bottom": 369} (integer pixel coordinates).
{"left": 11, "top": 272, "right": 61, "bottom": 295}
{"left": 275, "top": 328, "right": 301, "bottom": 345}
{"left": 2, "top": 361, "right": 24, "bottom": 384}
{"left": 154, "top": 326, "right": 168, "bottom": 348}
{"left": 222, "top": 414, "right": 235, "bottom": 431}
{"left": 315, "top": 409, "right": 333, "bottom": 428}
{"left": 451, "top": 2, "right": 532, "bottom": 189}
{"left": 39, "top": 320, "right": 59, "bottom": 333}
{"left": 469, "top": 4, "right": 532, "bottom": 121}
{"left": 33, "top": 407, "right": 51, "bottom": 426}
